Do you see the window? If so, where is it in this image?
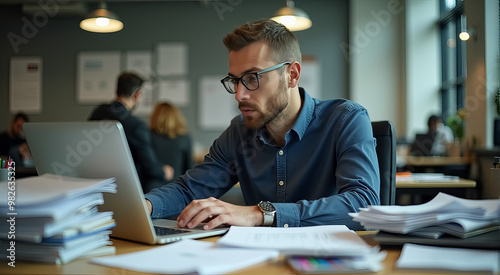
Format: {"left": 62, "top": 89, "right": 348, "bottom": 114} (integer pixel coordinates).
{"left": 439, "top": 0, "right": 466, "bottom": 122}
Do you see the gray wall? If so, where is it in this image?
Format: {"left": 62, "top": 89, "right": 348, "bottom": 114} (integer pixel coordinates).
{"left": 0, "top": 0, "right": 349, "bottom": 149}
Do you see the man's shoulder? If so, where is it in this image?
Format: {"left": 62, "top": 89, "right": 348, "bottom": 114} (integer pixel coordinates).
{"left": 314, "top": 98, "right": 366, "bottom": 118}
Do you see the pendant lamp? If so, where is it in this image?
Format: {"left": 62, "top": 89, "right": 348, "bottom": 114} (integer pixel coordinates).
{"left": 80, "top": 1, "right": 123, "bottom": 33}
{"left": 271, "top": 0, "right": 312, "bottom": 31}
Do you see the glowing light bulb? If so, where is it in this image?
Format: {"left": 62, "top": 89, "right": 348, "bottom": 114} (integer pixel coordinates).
{"left": 279, "top": 15, "right": 297, "bottom": 26}
{"left": 459, "top": 31, "right": 470, "bottom": 41}
{"left": 96, "top": 17, "right": 110, "bottom": 27}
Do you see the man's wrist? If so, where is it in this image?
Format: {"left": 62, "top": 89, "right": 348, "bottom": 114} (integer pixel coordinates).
{"left": 257, "top": 201, "right": 276, "bottom": 226}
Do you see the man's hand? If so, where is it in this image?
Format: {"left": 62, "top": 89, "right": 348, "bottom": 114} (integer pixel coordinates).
{"left": 177, "top": 197, "right": 264, "bottom": 230}
{"left": 163, "top": 165, "right": 174, "bottom": 181}
{"left": 146, "top": 199, "right": 153, "bottom": 215}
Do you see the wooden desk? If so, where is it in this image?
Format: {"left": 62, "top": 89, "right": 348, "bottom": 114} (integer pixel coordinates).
{"left": 396, "top": 178, "right": 477, "bottom": 188}
{"left": 1, "top": 232, "right": 496, "bottom": 275}
{"left": 396, "top": 178, "right": 477, "bottom": 205}
{"left": 402, "top": 156, "right": 471, "bottom": 166}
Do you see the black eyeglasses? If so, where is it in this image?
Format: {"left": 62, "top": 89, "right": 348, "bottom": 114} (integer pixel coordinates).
{"left": 220, "top": 62, "right": 291, "bottom": 94}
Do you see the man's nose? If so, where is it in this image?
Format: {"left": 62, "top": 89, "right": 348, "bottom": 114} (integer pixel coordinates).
{"left": 235, "top": 82, "right": 251, "bottom": 102}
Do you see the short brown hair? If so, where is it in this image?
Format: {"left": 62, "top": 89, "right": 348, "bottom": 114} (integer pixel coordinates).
{"left": 149, "top": 102, "right": 188, "bottom": 139}
{"left": 223, "top": 19, "right": 301, "bottom": 64}
{"left": 117, "top": 72, "right": 144, "bottom": 97}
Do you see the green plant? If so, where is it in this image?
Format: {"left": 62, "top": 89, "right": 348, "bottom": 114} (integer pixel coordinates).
{"left": 446, "top": 108, "right": 466, "bottom": 142}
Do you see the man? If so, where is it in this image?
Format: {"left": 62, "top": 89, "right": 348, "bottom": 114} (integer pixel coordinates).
{"left": 0, "top": 112, "right": 29, "bottom": 159}
{"left": 89, "top": 72, "right": 173, "bottom": 192}
{"left": 428, "top": 115, "right": 454, "bottom": 156}
{"left": 145, "top": 19, "right": 379, "bottom": 230}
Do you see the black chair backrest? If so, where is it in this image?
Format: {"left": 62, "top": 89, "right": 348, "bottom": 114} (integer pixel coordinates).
{"left": 371, "top": 121, "right": 396, "bottom": 205}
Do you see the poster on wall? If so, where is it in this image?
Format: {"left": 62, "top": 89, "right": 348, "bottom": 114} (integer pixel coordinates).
{"left": 125, "top": 50, "right": 152, "bottom": 80}
{"left": 76, "top": 51, "right": 121, "bottom": 104}
{"left": 9, "top": 57, "right": 42, "bottom": 114}
{"left": 198, "top": 76, "right": 238, "bottom": 130}
{"left": 157, "top": 42, "right": 188, "bottom": 76}
{"left": 158, "top": 79, "right": 190, "bottom": 107}
{"left": 300, "top": 56, "right": 321, "bottom": 99}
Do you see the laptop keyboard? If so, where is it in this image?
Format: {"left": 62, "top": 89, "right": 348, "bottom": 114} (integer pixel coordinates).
{"left": 154, "top": 226, "right": 191, "bottom": 236}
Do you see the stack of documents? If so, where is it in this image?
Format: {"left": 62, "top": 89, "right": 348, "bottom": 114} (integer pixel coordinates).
{"left": 0, "top": 173, "right": 117, "bottom": 264}
{"left": 217, "top": 225, "right": 387, "bottom": 273}
{"left": 350, "top": 193, "right": 500, "bottom": 239}
{"left": 397, "top": 243, "right": 500, "bottom": 273}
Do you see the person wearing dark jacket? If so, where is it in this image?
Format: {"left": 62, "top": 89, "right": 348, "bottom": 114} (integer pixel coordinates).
{"left": 89, "top": 72, "right": 173, "bottom": 192}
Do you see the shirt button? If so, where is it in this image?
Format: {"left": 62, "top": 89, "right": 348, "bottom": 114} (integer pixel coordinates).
{"left": 279, "top": 150, "right": 283, "bottom": 155}
{"left": 284, "top": 224, "right": 289, "bottom": 228}
{"left": 278, "top": 180, "right": 284, "bottom": 186}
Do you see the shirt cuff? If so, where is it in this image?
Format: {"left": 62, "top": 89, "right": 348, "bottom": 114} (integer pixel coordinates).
{"left": 144, "top": 193, "right": 164, "bottom": 218}
{"left": 273, "top": 203, "right": 300, "bottom": 227}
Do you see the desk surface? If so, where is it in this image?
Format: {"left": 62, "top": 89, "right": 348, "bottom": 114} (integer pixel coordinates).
{"left": 396, "top": 178, "right": 477, "bottom": 188}
{"left": 1, "top": 232, "right": 495, "bottom": 275}
{"left": 402, "top": 156, "right": 471, "bottom": 166}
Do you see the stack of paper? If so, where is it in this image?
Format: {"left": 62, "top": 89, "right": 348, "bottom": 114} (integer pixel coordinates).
{"left": 350, "top": 193, "right": 500, "bottom": 238}
{"left": 397, "top": 243, "right": 500, "bottom": 273}
{"left": 217, "top": 225, "right": 387, "bottom": 273}
{"left": 0, "top": 173, "right": 117, "bottom": 264}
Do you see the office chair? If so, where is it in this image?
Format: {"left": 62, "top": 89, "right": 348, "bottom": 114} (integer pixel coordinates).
{"left": 371, "top": 121, "right": 396, "bottom": 205}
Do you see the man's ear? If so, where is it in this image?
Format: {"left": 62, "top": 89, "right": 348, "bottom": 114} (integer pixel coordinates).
{"left": 134, "top": 89, "right": 143, "bottom": 100}
{"left": 288, "top": 61, "right": 301, "bottom": 88}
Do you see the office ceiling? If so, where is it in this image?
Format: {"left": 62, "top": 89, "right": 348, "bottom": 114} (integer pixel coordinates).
{"left": 0, "top": 0, "right": 213, "bottom": 4}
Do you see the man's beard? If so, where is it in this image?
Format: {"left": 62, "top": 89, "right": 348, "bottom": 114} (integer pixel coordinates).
{"left": 240, "top": 77, "right": 289, "bottom": 129}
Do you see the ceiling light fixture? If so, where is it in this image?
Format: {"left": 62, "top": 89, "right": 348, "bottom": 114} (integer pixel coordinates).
{"left": 80, "top": 1, "right": 123, "bottom": 33}
{"left": 271, "top": 0, "right": 312, "bottom": 32}
{"left": 459, "top": 15, "right": 476, "bottom": 41}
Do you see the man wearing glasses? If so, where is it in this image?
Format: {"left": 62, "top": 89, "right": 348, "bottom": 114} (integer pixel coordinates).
{"left": 145, "top": 19, "right": 379, "bottom": 230}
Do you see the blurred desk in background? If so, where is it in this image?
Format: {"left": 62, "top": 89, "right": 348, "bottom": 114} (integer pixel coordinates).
{"left": 399, "top": 156, "right": 472, "bottom": 179}
{"left": 396, "top": 176, "right": 477, "bottom": 205}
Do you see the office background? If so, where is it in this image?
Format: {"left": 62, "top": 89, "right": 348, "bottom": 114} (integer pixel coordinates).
{"left": 0, "top": 0, "right": 498, "bottom": 151}
{"left": 0, "top": 0, "right": 349, "bottom": 150}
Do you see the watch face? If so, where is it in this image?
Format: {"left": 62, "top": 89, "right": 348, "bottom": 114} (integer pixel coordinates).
{"left": 260, "top": 201, "right": 275, "bottom": 212}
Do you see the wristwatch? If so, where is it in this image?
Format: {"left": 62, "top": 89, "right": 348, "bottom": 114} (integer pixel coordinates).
{"left": 257, "top": 201, "right": 276, "bottom": 226}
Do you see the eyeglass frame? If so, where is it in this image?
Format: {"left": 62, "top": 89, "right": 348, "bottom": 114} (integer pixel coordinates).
{"left": 220, "top": 61, "right": 291, "bottom": 94}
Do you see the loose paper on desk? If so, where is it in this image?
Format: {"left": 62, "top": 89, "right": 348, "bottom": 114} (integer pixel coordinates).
{"left": 218, "top": 225, "right": 380, "bottom": 257}
{"left": 396, "top": 243, "right": 500, "bottom": 273}
{"left": 90, "top": 239, "right": 278, "bottom": 275}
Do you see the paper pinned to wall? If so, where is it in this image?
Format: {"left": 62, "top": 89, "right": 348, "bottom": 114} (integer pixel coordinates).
{"left": 125, "top": 51, "right": 152, "bottom": 80}
{"left": 9, "top": 57, "right": 42, "bottom": 113}
{"left": 198, "top": 76, "right": 238, "bottom": 130}
{"left": 158, "top": 79, "right": 190, "bottom": 107}
{"left": 300, "top": 56, "right": 321, "bottom": 99}
{"left": 77, "top": 52, "right": 121, "bottom": 104}
{"left": 132, "top": 81, "right": 154, "bottom": 115}
{"left": 157, "top": 42, "right": 188, "bottom": 76}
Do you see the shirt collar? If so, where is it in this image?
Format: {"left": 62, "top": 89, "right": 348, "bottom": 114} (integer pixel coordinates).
{"left": 290, "top": 87, "right": 314, "bottom": 141}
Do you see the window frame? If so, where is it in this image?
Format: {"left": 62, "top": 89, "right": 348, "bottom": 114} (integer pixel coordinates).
{"left": 439, "top": 0, "right": 466, "bottom": 122}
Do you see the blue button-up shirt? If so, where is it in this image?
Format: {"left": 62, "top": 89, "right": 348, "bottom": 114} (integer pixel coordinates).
{"left": 145, "top": 88, "right": 380, "bottom": 230}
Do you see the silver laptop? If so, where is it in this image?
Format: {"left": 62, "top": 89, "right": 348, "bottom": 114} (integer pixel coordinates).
{"left": 23, "top": 121, "right": 228, "bottom": 244}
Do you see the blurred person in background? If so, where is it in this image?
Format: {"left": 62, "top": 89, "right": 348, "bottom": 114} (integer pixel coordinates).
{"left": 149, "top": 102, "right": 194, "bottom": 183}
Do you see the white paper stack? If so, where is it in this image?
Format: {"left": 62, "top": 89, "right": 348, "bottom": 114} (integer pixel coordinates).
{"left": 0, "top": 173, "right": 117, "bottom": 264}
{"left": 397, "top": 243, "right": 500, "bottom": 273}
{"left": 217, "top": 225, "right": 387, "bottom": 273}
{"left": 350, "top": 193, "right": 500, "bottom": 238}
